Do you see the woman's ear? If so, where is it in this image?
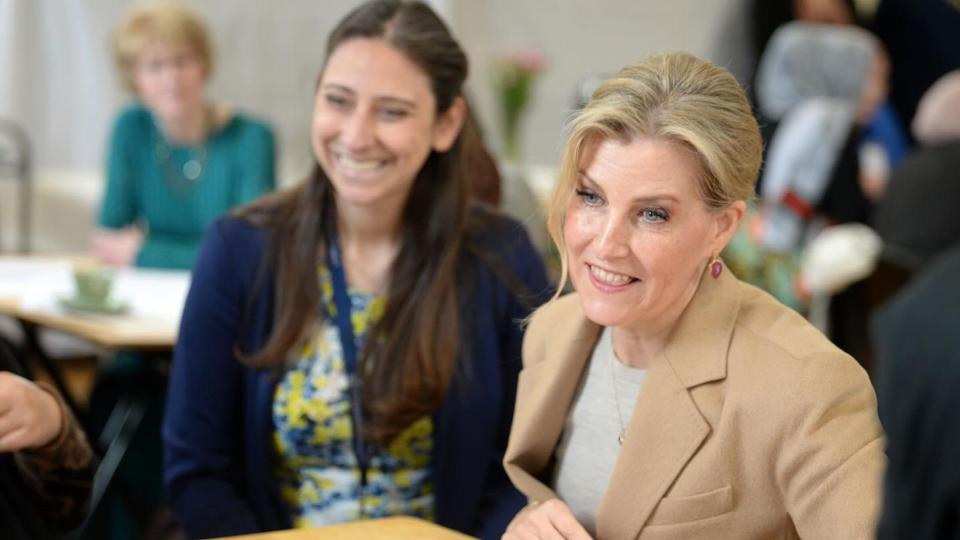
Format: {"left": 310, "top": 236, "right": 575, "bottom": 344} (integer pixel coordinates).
{"left": 710, "top": 200, "right": 746, "bottom": 255}
{"left": 432, "top": 96, "right": 467, "bottom": 152}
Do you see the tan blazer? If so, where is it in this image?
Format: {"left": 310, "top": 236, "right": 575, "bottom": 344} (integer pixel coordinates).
{"left": 504, "top": 268, "right": 885, "bottom": 539}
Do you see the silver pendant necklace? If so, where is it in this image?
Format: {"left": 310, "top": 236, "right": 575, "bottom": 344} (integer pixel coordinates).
{"left": 153, "top": 107, "right": 211, "bottom": 194}
{"left": 154, "top": 141, "right": 207, "bottom": 185}
{"left": 182, "top": 154, "right": 204, "bottom": 180}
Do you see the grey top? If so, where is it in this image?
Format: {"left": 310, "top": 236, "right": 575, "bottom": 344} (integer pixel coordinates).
{"left": 553, "top": 326, "right": 647, "bottom": 535}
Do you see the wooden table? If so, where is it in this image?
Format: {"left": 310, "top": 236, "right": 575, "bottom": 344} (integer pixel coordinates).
{"left": 0, "top": 255, "right": 188, "bottom": 350}
{"left": 218, "top": 517, "right": 474, "bottom": 540}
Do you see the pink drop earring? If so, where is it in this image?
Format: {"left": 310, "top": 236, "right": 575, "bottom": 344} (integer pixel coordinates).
{"left": 710, "top": 255, "right": 723, "bottom": 278}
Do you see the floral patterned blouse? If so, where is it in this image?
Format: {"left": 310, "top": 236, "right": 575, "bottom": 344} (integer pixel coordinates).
{"left": 272, "top": 265, "right": 434, "bottom": 528}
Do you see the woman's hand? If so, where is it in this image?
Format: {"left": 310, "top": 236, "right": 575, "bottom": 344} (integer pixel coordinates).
{"left": 91, "top": 226, "right": 143, "bottom": 267}
{"left": 0, "top": 373, "right": 64, "bottom": 452}
{"left": 503, "top": 499, "right": 594, "bottom": 540}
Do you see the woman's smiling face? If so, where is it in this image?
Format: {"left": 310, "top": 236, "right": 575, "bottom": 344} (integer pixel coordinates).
{"left": 311, "top": 37, "right": 462, "bottom": 214}
{"left": 564, "top": 136, "right": 741, "bottom": 332}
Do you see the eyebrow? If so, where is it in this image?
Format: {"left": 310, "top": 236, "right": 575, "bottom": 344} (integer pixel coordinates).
{"left": 578, "top": 171, "right": 680, "bottom": 206}
{"left": 320, "top": 83, "right": 418, "bottom": 110}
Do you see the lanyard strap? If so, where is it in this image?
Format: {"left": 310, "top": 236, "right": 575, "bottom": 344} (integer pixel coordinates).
{"left": 326, "top": 235, "right": 359, "bottom": 374}
{"left": 325, "top": 231, "right": 373, "bottom": 513}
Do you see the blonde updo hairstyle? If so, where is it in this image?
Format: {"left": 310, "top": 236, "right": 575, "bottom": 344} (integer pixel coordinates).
{"left": 549, "top": 52, "right": 763, "bottom": 292}
{"left": 112, "top": 0, "right": 214, "bottom": 93}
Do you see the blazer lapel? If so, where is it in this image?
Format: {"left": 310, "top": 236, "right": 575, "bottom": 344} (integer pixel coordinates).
{"left": 504, "top": 295, "right": 601, "bottom": 502}
{"left": 596, "top": 269, "right": 741, "bottom": 538}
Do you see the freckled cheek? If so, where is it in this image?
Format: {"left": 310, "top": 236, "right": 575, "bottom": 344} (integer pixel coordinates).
{"left": 645, "top": 241, "right": 704, "bottom": 285}
{"left": 562, "top": 209, "right": 598, "bottom": 259}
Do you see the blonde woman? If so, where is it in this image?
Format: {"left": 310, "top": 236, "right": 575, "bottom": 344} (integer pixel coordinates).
{"left": 94, "top": 0, "right": 275, "bottom": 270}
{"left": 502, "top": 53, "right": 884, "bottom": 539}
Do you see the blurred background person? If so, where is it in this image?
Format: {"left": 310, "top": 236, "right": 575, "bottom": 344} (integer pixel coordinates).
{"left": 752, "top": 0, "right": 856, "bottom": 56}
{"left": 503, "top": 52, "right": 882, "bottom": 539}
{"left": 871, "top": 0, "right": 960, "bottom": 141}
{"left": 0, "top": 340, "right": 95, "bottom": 539}
{"left": 873, "top": 243, "right": 960, "bottom": 540}
{"left": 85, "top": 2, "right": 276, "bottom": 537}
{"left": 748, "top": 0, "right": 857, "bottom": 129}
{"left": 858, "top": 72, "right": 960, "bottom": 538}
{"left": 726, "top": 21, "right": 901, "bottom": 366}
{"left": 92, "top": 0, "right": 276, "bottom": 270}
{"left": 865, "top": 70, "right": 960, "bottom": 390}
{"left": 873, "top": 70, "right": 960, "bottom": 271}
{"left": 754, "top": 21, "right": 907, "bottom": 203}
{"left": 163, "top": 1, "right": 549, "bottom": 538}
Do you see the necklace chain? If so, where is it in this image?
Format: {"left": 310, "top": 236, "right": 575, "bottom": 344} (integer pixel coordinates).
{"left": 153, "top": 106, "right": 212, "bottom": 195}
{"left": 608, "top": 336, "right": 626, "bottom": 446}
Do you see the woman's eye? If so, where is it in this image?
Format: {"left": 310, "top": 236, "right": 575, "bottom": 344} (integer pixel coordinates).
{"left": 575, "top": 188, "right": 603, "bottom": 206}
{"left": 641, "top": 207, "right": 669, "bottom": 223}
{"left": 380, "top": 108, "right": 409, "bottom": 120}
{"left": 140, "top": 60, "right": 164, "bottom": 74}
{"left": 325, "top": 94, "right": 350, "bottom": 109}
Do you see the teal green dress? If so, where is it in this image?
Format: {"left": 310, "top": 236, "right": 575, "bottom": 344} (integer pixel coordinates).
{"left": 89, "top": 105, "right": 275, "bottom": 536}
{"left": 98, "top": 104, "right": 276, "bottom": 270}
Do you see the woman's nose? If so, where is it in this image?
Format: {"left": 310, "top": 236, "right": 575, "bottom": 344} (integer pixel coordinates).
{"left": 340, "top": 110, "right": 375, "bottom": 150}
{"left": 594, "top": 215, "right": 631, "bottom": 259}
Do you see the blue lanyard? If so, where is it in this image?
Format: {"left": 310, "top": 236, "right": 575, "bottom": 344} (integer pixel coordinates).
{"left": 325, "top": 230, "right": 373, "bottom": 514}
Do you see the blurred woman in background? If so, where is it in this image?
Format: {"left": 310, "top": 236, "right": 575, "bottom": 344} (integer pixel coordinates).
{"left": 724, "top": 22, "right": 900, "bottom": 321}
{"left": 86, "top": 2, "right": 276, "bottom": 536}
{"left": 93, "top": 0, "right": 275, "bottom": 270}
{"left": 872, "top": 71, "right": 960, "bottom": 273}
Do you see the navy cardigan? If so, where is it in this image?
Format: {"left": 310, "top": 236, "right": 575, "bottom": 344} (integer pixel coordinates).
{"left": 163, "top": 213, "right": 550, "bottom": 539}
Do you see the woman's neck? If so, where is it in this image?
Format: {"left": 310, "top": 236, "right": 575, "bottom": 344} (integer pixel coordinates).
{"left": 157, "top": 102, "right": 208, "bottom": 144}
{"left": 611, "top": 325, "right": 671, "bottom": 370}
{"left": 335, "top": 198, "right": 404, "bottom": 294}
{"left": 610, "top": 270, "right": 704, "bottom": 369}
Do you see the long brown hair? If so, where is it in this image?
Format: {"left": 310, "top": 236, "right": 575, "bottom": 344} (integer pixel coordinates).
{"left": 237, "top": 0, "right": 471, "bottom": 445}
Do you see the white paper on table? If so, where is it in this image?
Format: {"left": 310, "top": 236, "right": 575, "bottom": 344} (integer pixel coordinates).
{"left": 0, "top": 260, "right": 191, "bottom": 327}
{"left": 0, "top": 259, "right": 75, "bottom": 311}
{"left": 112, "top": 268, "right": 191, "bottom": 325}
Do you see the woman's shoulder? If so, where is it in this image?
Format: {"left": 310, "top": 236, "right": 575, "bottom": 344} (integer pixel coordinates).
{"left": 728, "top": 281, "right": 820, "bottom": 351}
{"left": 728, "top": 280, "right": 868, "bottom": 392}
{"left": 216, "top": 109, "right": 275, "bottom": 143}
{"left": 525, "top": 292, "right": 582, "bottom": 338}
{"left": 112, "top": 103, "right": 153, "bottom": 134}
{"left": 201, "top": 214, "right": 268, "bottom": 264}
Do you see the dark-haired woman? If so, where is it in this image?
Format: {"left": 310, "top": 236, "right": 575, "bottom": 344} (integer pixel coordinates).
{"left": 162, "top": 1, "right": 549, "bottom": 539}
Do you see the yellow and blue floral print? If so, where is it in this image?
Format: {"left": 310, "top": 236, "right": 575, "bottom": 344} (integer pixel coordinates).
{"left": 272, "top": 265, "right": 434, "bottom": 527}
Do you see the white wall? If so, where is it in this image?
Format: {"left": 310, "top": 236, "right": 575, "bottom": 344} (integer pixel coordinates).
{"left": 0, "top": 0, "right": 117, "bottom": 170}
{"left": 1, "top": 0, "right": 752, "bottom": 252}
{"left": 4, "top": 0, "right": 749, "bottom": 175}
{"left": 452, "top": 0, "right": 751, "bottom": 166}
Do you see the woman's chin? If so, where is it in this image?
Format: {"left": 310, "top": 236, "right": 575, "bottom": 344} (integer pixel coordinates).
{"left": 578, "top": 298, "right": 637, "bottom": 329}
